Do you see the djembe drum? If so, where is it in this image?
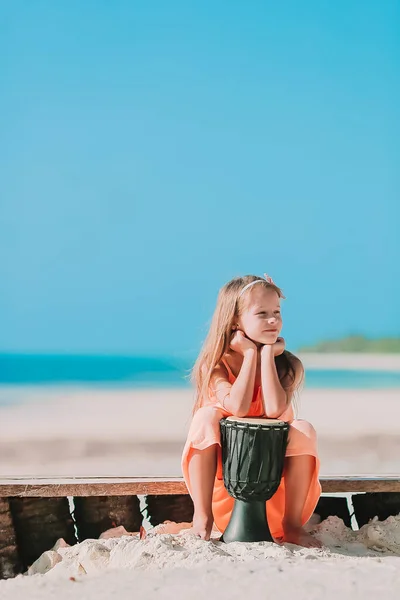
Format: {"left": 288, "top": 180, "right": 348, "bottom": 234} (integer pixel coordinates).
{"left": 219, "top": 416, "right": 289, "bottom": 543}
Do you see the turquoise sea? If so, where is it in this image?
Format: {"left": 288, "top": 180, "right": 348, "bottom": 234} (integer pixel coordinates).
{"left": 0, "top": 354, "right": 399, "bottom": 405}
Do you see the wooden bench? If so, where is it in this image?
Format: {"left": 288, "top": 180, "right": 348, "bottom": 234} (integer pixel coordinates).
{"left": 1, "top": 476, "right": 399, "bottom": 579}
{"left": 1, "top": 475, "right": 400, "bottom": 496}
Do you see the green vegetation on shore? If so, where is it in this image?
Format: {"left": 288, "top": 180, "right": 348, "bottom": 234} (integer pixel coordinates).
{"left": 298, "top": 335, "right": 400, "bottom": 353}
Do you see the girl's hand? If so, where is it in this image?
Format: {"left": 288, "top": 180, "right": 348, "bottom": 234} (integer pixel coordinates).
{"left": 230, "top": 330, "right": 258, "bottom": 355}
{"left": 262, "top": 336, "right": 285, "bottom": 357}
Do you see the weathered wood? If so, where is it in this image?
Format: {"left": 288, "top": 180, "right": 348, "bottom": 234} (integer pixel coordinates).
{"left": 314, "top": 496, "right": 351, "bottom": 527}
{"left": 0, "top": 477, "right": 187, "bottom": 497}
{"left": 0, "top": 476, "right": 399, "bottom": 497}
{"left": 146, "top": 494, "right": 194, "bottom": 526}
{"left": 352, "top": 492, "right": 400, "bottom": 528}
{"left": 73, "top": 496, "right": 143, "bottom": 541}
{"left": 0, "top": 498, "right": 22, "bottom": 579}
{"left": 9, "top": 497, "right": 76, "bottom": 571}
{"left": 321, "top": 477, "right": 400, "bottom": 493}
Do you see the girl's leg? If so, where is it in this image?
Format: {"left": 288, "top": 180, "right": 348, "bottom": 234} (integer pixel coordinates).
{"left": 187, "top": 444, "right": 218, "bottom": 541}
{"left": 281, "top": 454, "right": 322, "bottom": 548}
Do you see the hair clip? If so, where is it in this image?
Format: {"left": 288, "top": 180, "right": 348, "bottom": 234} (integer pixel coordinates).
{"left": 263, "top": 273, "right": 276, "bottom": 285}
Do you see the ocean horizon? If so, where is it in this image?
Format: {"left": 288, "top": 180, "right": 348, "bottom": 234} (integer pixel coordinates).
{"left": 1, "top": 354, "right": 400, "bottom": 395}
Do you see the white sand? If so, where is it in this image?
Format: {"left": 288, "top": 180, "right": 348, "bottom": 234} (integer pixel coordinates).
{"left": 1, "top": 515, "right": 400, "bottom": 599}
{"left": 2, "top": 386, "right": 400, "bottom": 442}
{"left": 0, "top": 386, "right": 399, "bottom": 476}
{"left": 1, "top": 382, "right": 400, "bottom": 596}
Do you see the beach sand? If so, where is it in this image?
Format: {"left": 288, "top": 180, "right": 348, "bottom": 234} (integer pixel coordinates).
{"left": 1, "top": 385, "right": 400, "bottom": 597}
{"left": 1, "top": 515, "right": 400, "bottom": 599}
{"left": 0, "top": 386, "right": 399, "bottom": 476}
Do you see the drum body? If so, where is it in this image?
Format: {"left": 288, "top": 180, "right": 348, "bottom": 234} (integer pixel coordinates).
{"left": 219, "top": 416, "right": 289, "bottom": 543}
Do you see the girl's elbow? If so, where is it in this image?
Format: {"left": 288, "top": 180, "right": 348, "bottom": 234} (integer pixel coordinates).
{"left": 236, "top": 409, "right": 248, "bottom": 418}
{"left": 266, "top": 410, "right": 281, "bottom": 419}
{"left": 264, "top": 403, "right": 286, "bottom": 419}
{"left": 231, "top": 404, "right": 248, "bottom": 418}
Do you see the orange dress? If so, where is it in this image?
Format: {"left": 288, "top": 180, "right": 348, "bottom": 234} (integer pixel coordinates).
{"left": 181, "top": 357, "right": 322, "bottom": 538}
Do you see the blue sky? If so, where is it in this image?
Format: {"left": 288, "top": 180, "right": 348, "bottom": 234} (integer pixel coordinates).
{"left": 1, "top": 1, "right": 399, "bottom": 357}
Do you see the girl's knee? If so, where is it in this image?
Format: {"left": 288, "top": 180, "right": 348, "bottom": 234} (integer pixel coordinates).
{"left": 290, "top": 419, "right": 317, "bottom": 441}
{"left": 192, "top": 405, "right": 225, "bottom": 427}
{"left": 303, "top": 421, "right": 317, "bottom": 439}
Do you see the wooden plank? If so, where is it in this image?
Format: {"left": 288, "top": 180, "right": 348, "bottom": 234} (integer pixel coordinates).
{"left": 0, "top": 476, "right": 399, "bottom": 497}
{"left": 0, "top": 497, "right": 22, "bottom": 578}
{"left": 73, "top": 496, "right": 142, "bottom": 541}
{"left": 0, "top": 477, "right": 188, "bottom": 497}
{"left": 321, "top": 476, "right": 400, "bottom": 493}
{"left": 9, "top": 497, "right": 76, "bottom": 570}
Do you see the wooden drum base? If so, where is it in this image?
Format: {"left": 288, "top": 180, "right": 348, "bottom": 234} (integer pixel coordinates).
{"left": 220, "top": 498, "right": 273, "bottom": 543}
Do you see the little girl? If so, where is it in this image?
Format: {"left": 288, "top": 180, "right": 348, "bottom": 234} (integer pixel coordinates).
{"left": 181, "top": 273, "right": 322, "bottom": 547}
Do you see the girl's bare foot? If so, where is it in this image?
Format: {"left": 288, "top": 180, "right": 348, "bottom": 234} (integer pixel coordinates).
{"left": 282, "top": 524, "right": 322, "bottom": 548}
{"left": 192, "top": 512, "right": 214, "bottom": 541}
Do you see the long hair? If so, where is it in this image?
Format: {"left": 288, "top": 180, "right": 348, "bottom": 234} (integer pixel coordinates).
{"left": 190, "top": 274, "right": 303, "bottom": 416}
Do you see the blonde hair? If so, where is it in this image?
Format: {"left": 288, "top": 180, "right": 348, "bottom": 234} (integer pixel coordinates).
{"left": 189, "top": 274, "right": 303, "bottom": 416}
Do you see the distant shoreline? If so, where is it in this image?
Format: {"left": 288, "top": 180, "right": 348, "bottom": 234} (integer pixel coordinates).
{"left": 0, "top": 353, "right": 399, "bottom": 390}
{"left": 297, "top": 352, "right": 400, "bottom": 371}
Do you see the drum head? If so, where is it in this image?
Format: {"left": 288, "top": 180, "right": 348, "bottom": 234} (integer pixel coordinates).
{"left": 225, "top": 416, "right": 287, "bottom": 427}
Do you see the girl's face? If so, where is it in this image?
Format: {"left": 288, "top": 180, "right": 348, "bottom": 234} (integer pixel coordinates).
{"left": 236, "top": 287, "right": 282, "bottom": 346}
